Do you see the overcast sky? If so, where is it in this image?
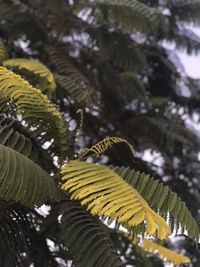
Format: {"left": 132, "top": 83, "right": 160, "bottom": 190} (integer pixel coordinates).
{"left": 178, "top": 26, "right": 200, "bottom": 79}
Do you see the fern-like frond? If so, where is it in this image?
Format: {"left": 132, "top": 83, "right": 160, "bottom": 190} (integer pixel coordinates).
{"left": 55, "top": 73, "right": 92, "bottom": 103}
{"left": 0, "top": 144, "right": 57, "bottom": 207}
{"left": 0, "top": 201, "right": 60, "bottom": 266}
{"left": 81, "top": 0, "right": 157, "bottom": 33}
{"left": 171, "top": 0, "right": 200, "bottom": 25}
{"left": 0, "top": 3, "right": 21, "bottom": 22}
{"left": 142, "top": 239, "right": 191, "bottom": 266}
{"left": 0, "top": 41, "right": 8, "bottom": 63}
{"left": 3, "top": 58, "right": 56, "bottom": 92}
{"left": 0, "top": 115, "right": 52, "bottom": 171}
{"left": 0, "top": 66, "right": 72, "bottom": 160}
{"left": 90, "top": 28, "right": 147, "bottom": 71}
{"left": 78, "top": 137, "right": 135, "bottom": 160}
{"left": 110, "top": 166, "right": 200, "bottom": 242}
{"left": 61, "top": 160, "right": 171, "bottom": 240}
{"left": 119, "top": 72, "right": 147, "bottom": 102}
{"left": 0, "top": 201, "right": 31, "bottom": 266}
{"left": 110, "top": 230, "right": 154, "bottom": 266}
{"left": 173, "top": 25, "right": 200, "bottom": 54}
{"left": 49, "top": 48, "right": 94, "bottom": 104}
{"left": 58, "top": 200, "right": 124, "bottom": 267}
{"left": 131, "top": 115, "right": 196, "bottom": 155}
{"left": 0, "top": 115, "right": 38, "bottom": 161}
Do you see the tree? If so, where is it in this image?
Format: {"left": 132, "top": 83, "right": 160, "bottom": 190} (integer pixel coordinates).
{"left": 0, "top": 0, "right": 199, "bottom": 266}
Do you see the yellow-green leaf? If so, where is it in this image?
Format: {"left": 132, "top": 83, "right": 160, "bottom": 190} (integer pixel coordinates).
{"left": 142, "top": 239, "right": 191, "bottom": 266}
{"left": 0, "top": 66, "right": 71, "bottom": 160}
{"left": 3, "top": 58, "right": 56, "bottom": 91}
{"left": 0, "top": 41, "right": 8, "bottom": 63}
{"left": 61, "top": 160, "right": 171, "bottom": 240}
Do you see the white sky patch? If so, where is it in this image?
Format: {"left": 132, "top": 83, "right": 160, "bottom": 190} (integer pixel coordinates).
{"left": 176, "top": 79, "right": 191, "bottom": 97}
{"left": 47, "top": 238, "right": 55, "bottom": 251}
{"left": 35, "top": 204, "right": 51, "bottom": 217}
{"left": 178, "top": 52, "right": 200, "bottom": 78}
{"left": 167, "top": 49, "right": 185, "bottom": 74}
{"left": 162, "top": 26, "right": 200, "bottom": 79}
{"left": 178, "top": 26, "right": 200, "bottom": 78}
{"left": 187, "top": 25, "right": 200, "bottom": 39}
{"left": 186, "top": 113, "right": 200, "bottom": 139}
{"left": 142, "top": 149, "right": 164, "bottom": 167}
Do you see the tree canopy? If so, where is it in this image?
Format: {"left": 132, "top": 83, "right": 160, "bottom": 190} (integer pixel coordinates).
{"left": 0, "top": 0, "right": 200, "bottom": 266}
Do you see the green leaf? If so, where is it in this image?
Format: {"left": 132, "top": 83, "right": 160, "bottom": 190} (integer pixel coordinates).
{"left": 3, "top": 58, "right": 56, "bottom": 92}
{"left": 49, "top": 48, "right": 94, "bottom": 104}
{"left": 80, "top": 0, "right": 157, "bottom": 33}
{"left": 61, "top": 160, "right": 171, "bottom": 240}
{"left": 0, "top": 66, "right": 72, "bottom": 160}
{"left": 111, "top": 165, "right": 200, "bottom": 242}
{"left": 0, "top": 144, "right": 58, "bottom": 207}
{"left": 59, "top": 200, "right": 124, "bottom": 267}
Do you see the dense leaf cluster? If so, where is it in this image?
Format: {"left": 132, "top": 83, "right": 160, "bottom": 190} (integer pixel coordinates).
{"left": 0, "top": 0, "right": 200, "bottom": 266}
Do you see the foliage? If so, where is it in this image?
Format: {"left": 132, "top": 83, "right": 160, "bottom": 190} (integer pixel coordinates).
{"left": 3, "top": 58, "right": 56, "bottom": 92}
{"left": 58, "top": 200, "right": 124, "bottom": 267}
{"left": 0, "top": 66, "right": 72, "bottom": 161}
{"left": 78, "top": 136, "right": 135, "bottom": 160}
{"left": 0, "top": 41, "right": 8, "bottom": 63}
{"left": 0, "top": 144, "right": 57, "bottom": 207}
{"left": 142, "top": 239, "right": 191, "bottom": 266}
{"left": 61, "top": 160, "right": 170, "bottom": 240}
{"left": 49, "top": 48, "right": 94, "bottom": 104}
{"left": 80, "top": 0, "right": 157, "bottom": 33}
{"left": 0, "top": 0, "right": 199, "bottom": 266}
{"left": 111, "top": 165, "right": 200, "bottom": 242}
